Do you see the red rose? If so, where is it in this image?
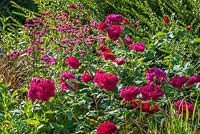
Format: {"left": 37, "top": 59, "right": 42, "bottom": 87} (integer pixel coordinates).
{"left": 28, "top": 77, "right": 55, "bottom": 102}
{"left": 98, "top": 44, "right": 109, "bottom": 52}
{"left": 141, "top": 84, "right": 164, "bottom": 101}
{"left": 129, "top": 42, "right": 145, "bottom": 52}
{"left": 146, "top": 68, "right": 167, "bottom": 85}
{"left": 132, "top": 101, "right": 159, "bottom": 114}
{"left": 96, "top": 121, "right": 117, "bottom": 134}
{"left": 59, "top": 72, "right": 78, "bottom": 90}
{"left": 163, "top": 16, "right": 170, "bottom": 24}
{"left": 98, "top": 22, "right": 108, "bottom": 31}
{"left": 115, "top": 58, "right": 126, "bottom": 65}
{"left": 93, "top": 72, "right": 119, "bottom": 91}
{"left": 174, "top": 100, "right": 194, "bottom": 116}
{"left": 81, "top": 70, "right": 92, "bottom": 83}
{"left": 108, "top": 25, "right": 123, "bottom": 41}
{"left": 66, "top": 57, "right": 80, "bottom": 69}
{"left": 102, "top": 50, "right": 116, "bottom": 61}
{"left": 170, "top": 76, "right": 188, "bottom": 89}
{"left": 120, "top": 86, "right": 140, "bottom": 103}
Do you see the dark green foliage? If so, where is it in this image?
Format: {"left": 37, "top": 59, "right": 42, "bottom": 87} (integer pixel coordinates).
{"left": 0, "top": 0, "right": 38, "bottom": 24}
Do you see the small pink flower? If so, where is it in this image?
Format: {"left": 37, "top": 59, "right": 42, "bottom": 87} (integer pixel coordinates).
{"left": 102, "top": 50, "right": 116, "bottom": 61}
{"left": 66, "top": 57, "right": 80, "bottom": 69}
{"left": 115, "top": 58, "right": 126, "bottom": 65}
{"left": 98, "top": 44, "right": 109, "bottom": 52}
{"left": 133, "top": 23, "right": 139, "bottom": 29}
{"left": 129, "top": 42, "right": 145, "bottom": 52}
{"left": 98, "top": 22, "right": 107, "bottom": 31}
{"left": 105, "top": 14, "right": 124, "bottom": 24}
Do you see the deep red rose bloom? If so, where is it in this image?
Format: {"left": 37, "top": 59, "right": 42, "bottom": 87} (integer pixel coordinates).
{"left": 105, "top": 14, "right": 124, "bottom": 24}
{"left": 132, "top": 101, "right": 159, "bottom": 114}
{"left": 187, "top": 75, "right": 200, "bottom": 85}
{"left": 59, "top": 72, "right": 78, "bottom": 90}
{"left": 98, "top": 44, "right": 109, "bottom": 52}
{"left": 98, "top": 22, "right": 108, "bottom": 31}
{"left": 115, "top": 58, "right": 126, "bottom": 65}
{"left": 96, "top": 121, "right": 117, "bottom": 134}
{"left": 133, "top": 23, "right": 139, "bottom": 29}
{"left": 129, "top": 42, "right": 145, "bottom": 52}
{"left": 124, "top": 36, "right": 132, "bottom": 45}
{"left": 146, "top": 68, "right": 167, "bottom": 85}
{"left": 120, "top": 86, "right": 140, "bottom": 103}
{"left": 93, "top": 72, "right": 119, "bottom": 91}
{"left": 163, "top": 16, "right": 170, "bottom": 24}
{"left": 122, "top": 18, "right": 130, "bottom": 24}
{"left": 108, "top": 25, "right": 123, "bottom": 41}
{"left": 81, "top": 70, "right": 92, "bottom": 83}
{"left": 28, "top": 77, "right": 55, "bottom": 102}
{"left": 102, "top": 50, "right": 116, "bottom": 61}
{"left": 66, "top": 57, "right": 80, "bottom": 69}
{"left": 174, "top": 100, "right": 194, "bottom": 116}
{"left": 170, "top": 76, "right": 188, "bottom": 89}
{"left": 141, "top": 84, "right": 164, "bottom": 101}
{"left": 186, "top": 25, "right": 192, "bottom": 31}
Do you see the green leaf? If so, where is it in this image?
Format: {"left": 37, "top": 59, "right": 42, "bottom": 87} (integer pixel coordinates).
{"left": 27, "top": 119, "right": 40, "bottom": 125}
{"left": 194, "top": 38, "right": 200, "bottom": 43}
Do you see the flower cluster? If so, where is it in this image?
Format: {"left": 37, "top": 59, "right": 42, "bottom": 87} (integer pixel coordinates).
{"left": 28, "top": 77, "right": 55, "bottom": 102}
{"left": 146, "top": 68, "right": 167, "bottom": 85}
{"left": 120, "top": 86, "right": 140, "bottom": 103}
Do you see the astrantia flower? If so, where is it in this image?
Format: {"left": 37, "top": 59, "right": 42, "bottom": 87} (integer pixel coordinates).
{"left": 81, "top": 70, "right": 92, "bottom": 83}
{"left": 66, "top": 57, "right": 80, "bottom": 69}
{"left": 41, "top": 55, "right": 55, "bottom": 65}
{"left": 59, "top": 72, "right": 78, "bottom": 90}
{"left": 170, "top": 76, "right": 188, "bottom": 89}
{"left": 96, "top": 121, "right": 117, "bottom": 134}
{"left": 93, "top": 72, "right": 119, "bottom": 91}
{"left": 174, "top": 100, "right": 194, "bottom": 116}
{"left": 108, "top": 25, "right": 123, "bottom": 41}
{"left": 132, "top": 101, "right": 159, "bottom": 114}
{"left": 141, "top": 84, "right": 164, "bottom": 101}
{"left": 105, "top": 14, "right": 124, "bottom": 24}
{"left": 120, "top": 86, "right": 140, "bottom": 103}
{"left": 163, "top": 16, "right": 170, "bottom": 24}
{"left": 146, "top": 68, "right": 167, "bottom": 85}
{"left": 28, "top": 77, "right": 55, "bottom": 102}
